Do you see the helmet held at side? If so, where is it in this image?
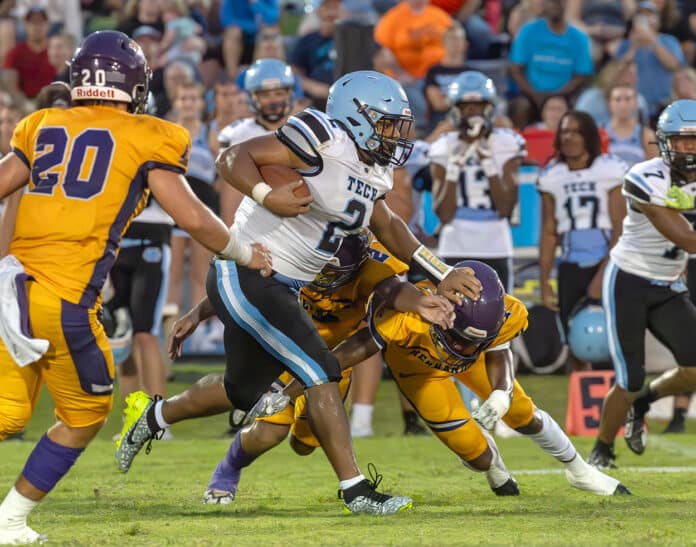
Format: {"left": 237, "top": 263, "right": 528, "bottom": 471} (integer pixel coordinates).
{"left": 327, "top": 70, "right": 414, "bottom": 167}
{"left": 69, "top": 30, "right": 151, "bottom": 114}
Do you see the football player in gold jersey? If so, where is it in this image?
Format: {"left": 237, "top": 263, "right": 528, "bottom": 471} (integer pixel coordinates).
{"left": 346, "top": 261, "right": 631, "bottom": 497}
{"left": 166, "top": 232, "right": 454, "bottom": 504}
{"left": 0, "top": 31, "right": 270, "bottom": 545}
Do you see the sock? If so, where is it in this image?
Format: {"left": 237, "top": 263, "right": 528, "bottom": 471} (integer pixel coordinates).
{"left": 146, "top": 401, "right": 167, "bottom": 432}
{"left": 339, "top": 475, "right": 365, "bottom": 492}
{"left": 402, "top": 410, "right": 419, "bottom": 429}
{"left": 339, "top": 474, "right": 368, "bottom": 503}
{"left": 673, "top": 407, "right": 687, "bottom": 421}
{"left": 0, "top": 487, "right": 39, "bottom": 528}
{"left": 153, "top": 401, "right": 170, "bottom": 430}
{"left": 350, "top": 403, "right": 373, "bottom": 430}
{"left": 226, "top": 431, "right": 256, "bottom": 469}
{"left": 480, "top": 429, "right": 511, "bottom": 489}
{"left": 208, "top": 432, "right": 257, "bottom": 492}
{"left": 527, "top": 409, "right": 577, "bottom": 463}
{"left": 21, "top": 435, "right": 84, "bottom": 494}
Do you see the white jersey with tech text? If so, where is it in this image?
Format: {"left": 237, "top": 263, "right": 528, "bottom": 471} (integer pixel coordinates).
{"left": 217, "top": 117, "right": 270, "bottom": 149}
{"left": 231, "top": 108, "right": 394, "bottom": 281}
{"left": 537, "top": 154, "right": 626, "bottom": 265}
{"left": 612, "top": 157, "right": 696, "bottom": 281}
{"left": 429, "top": 128, "right": 526, "bottom": 258}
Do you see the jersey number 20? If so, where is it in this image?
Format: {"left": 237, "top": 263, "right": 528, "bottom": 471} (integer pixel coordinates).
{"left": 29, "top": 127, "right": 115, "bottom": 200}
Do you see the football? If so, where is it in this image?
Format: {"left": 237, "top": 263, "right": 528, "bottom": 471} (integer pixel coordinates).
{"left": 259, "top": 164, "right": 311, "bottom": 198}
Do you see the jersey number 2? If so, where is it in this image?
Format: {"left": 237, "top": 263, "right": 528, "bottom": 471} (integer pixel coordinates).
{"left": 317, "top": 199, "right": 366, "bottom": 253}
{"left": 29, "top": 127, "right": 115, "bottom": 200}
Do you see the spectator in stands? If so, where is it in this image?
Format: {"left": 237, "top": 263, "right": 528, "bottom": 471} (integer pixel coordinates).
{"left": 208, "top": 79, "right": 251, "bottom": 157}
{"left": 604, "top": 84, "right": 658, "bottom": 167}
{"left": 430, "top": 0, "right": 496, "bottom": 60}
{"left": 575, "top": 58, "right": 649, "bottom": 126}
{"left": 671, "top": 66, "right": 696, "bottom": 101}
{"left": 565, "top": 0, "right": 634, "bottom": 64}
{"left": 537, "top": 111, "right": 627, "bottom": 371}
{"left": 288, "top": 0, "right": 340, "bottom": 111}
{"left": 2, "top": 7, "right": 55, "bottom": 101}
{"left": 155, "top": 59, "right": 196, "bottom": 118}
{"left": 507, "top": 0, "right": 544, "bottom": 38}
{"left": 374, "top": 0, "right": 453, "bottom": 132}
{"left": 220, "top": 0, "right": 280, "bottom": 78}
{"left": 532, "top": 95, "right": 569, "bottom": 131}
{"left": 119, "top": 0, "right": 164, "bottom": 37}
{"left": 159, "top": 0, "right": 207, "bottom": 66}
{"left": 509, "top": 0, "right": 593, "bottom": 120}
{"left": 614, "top": 1, "right": 685, "bottom": 117}
{"left": 47, "top": 33, "right": 75, "bottom": 83}
{"left": 133, "top": 25, "right": 165, "bottom": 101}
{"left": 13, "top": 0, "right": 84, "bottom": 41}
{"left": 424, "top": 21, "right": 470, "bottom": 131}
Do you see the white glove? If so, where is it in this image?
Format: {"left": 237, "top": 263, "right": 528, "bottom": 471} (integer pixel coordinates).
{"left": 475, "top": 139, "right": 499, "bottom": 179}
{"left": 471, "top": 390, "right": 511, "bottom": 430}
{"left": 446, "top": 142, "right": 477, "bottom": 183}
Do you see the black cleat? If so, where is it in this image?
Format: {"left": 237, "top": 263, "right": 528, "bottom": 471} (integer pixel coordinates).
{"left": 491, "top": 477, "right": 520, "bottom": 496}
{"left": 614, "top": 483, "right": 632, "bottom": 496}
{"left": 588, "top": 442, "right": 618, "bottom": 470}
{"left": 404, "top": 421, "right": 429, "bottom": 436}
{"left": 663, "top": 416, "right": 686, "bottom": 434}
{"left": 624, "top": 400, "right": 649, "bottom": 455}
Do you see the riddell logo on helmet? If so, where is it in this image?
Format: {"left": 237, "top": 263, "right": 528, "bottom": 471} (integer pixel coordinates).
{"left": 74, "top": 87, "right": 116, "bottom": 99}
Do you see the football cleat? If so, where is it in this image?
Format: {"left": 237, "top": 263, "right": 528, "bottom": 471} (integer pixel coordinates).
{"left": 0, "top": 523, "right": 45, "bottom": 545}
{"left": 203, "top": 489, "right": 235, "bottom": 505}
{"left": 340, "top": 464, "right": 412, "bottom": 516}
{"left": 663, "top": 416, "right": 686, "bottom": 434}
{"left": 624, "top": 399, "right": 650, "bottom": 455}
{"left": 115, "top": 391, "right": 162, "bottom": 473}
{"left": 229, "top": 392, "right": 290, "bottom": 429}
{"left": 566, "top": 455, "right": 631, "bottom": 496}
{"left": 588, "top": 442, "right": 617, "bottom": 470}
{"left": 491, "top": 477, "right": 520, "bottom": 496}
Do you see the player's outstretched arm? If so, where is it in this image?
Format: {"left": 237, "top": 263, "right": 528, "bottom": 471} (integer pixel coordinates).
{"left": 216, "top": 134, "right": 313, "bottom": 217}
{"left": 149, "top": 168, "right": 272, "bottom": 274}
{"left": 168, "top": 297, "right": 217, "bottom": 359}
{"left": 471, "top": 348, "right": 515, "bottom": 430}
{"left": 0, "top": 153, "right": 29, "bottom": 201}
{"left": 373, "top": 276, "right": 455, "bottom": 330}
{"left": 369, "top": 199, "right": 481, "bottom": 303}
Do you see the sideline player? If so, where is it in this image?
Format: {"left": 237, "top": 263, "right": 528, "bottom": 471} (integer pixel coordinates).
{"left": 0, "top": 31, "right": 270, "bottom": 545}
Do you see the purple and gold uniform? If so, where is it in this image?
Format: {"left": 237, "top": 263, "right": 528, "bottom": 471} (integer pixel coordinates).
{"left": 0, "top": 105, "right": 190, "bottom": 436}
{"left": 369, "top": 287, "right": 534, "bottom": 461}
{"left": 259, "top": 238, "right": 407, "bottom": 447}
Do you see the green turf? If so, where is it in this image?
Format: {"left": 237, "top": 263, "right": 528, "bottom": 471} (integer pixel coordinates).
{"left": 2, "top": 366, "right": 696, "bottom": 545}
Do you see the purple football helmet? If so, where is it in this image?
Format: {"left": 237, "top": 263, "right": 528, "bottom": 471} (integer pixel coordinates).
{"left": 69, "top": 30, "right": 151, "bottom": 114}
{"left": 310, "top": 232, "right": 370, "bottom": 292}
{"left": 430, "top": 261, "right": 506, "bottom": 369}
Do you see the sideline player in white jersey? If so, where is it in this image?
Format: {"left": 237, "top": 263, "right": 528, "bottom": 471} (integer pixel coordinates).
{"left": 537, "top": 111, "right": 627, "bottom": 370}
{"left": 430, "top": 71, "right": 525, "bottom": 292}
{"left": 217, "top": 58, "right": 296, "bottom": 226}
{"left": 588, "top": 100, "right": 696, "bottom": 469}
{"left": 116, "top": 70, "right": 481, "bottom": 515}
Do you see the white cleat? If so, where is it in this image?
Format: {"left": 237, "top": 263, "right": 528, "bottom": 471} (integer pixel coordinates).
{"left": 565, "top": 456, "right": 631, "bottom": 496}
{"left": 0, "top": 523, "right": 45, "bottom": 545}
{"left": 203, "top": 489, "right": 235, "bottom": 505}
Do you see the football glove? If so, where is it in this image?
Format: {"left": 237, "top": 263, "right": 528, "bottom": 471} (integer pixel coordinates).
{"left": 665, "top": 185, "right": 695, "bottom": 210}
{"left": 471, "top": 390, "right": 511, "bottom": 430}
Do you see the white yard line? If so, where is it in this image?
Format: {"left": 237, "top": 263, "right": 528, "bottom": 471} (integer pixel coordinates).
{"left": 511, "top": 465, "right": 696, "bottom": 476}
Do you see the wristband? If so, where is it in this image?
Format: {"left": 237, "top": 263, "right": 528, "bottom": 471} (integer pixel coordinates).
{"left": 251, "top": 181, "right": 273, "bottom": 205}
{"left": 218, "top": 231, "right": 253, "bottom": 265}
{"left": 411, "top": 244, "right": 454, "bottom": 283}
{"left": 480, "top": 158, "right": 498, "bottom": 178}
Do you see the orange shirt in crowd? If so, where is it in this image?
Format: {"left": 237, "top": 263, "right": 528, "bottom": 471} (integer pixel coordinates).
{"left": 374, "top": 2, "right": 453, "bottom": 79}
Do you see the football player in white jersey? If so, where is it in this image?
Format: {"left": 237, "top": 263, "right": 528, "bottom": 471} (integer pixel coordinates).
{"left": 588, "top": 100, "right": 696, "bottom": 469}
{"left": 216, "top": 58, "right": 296, "bottom": 226}
{"left": 537, "top": 111, "right": 627, "bottom": 371}
{"left": 116, "top": 70, "right": 482, "bottom": 515}
{"left": 430, "top": 71, "right": 525, "bottom": 292}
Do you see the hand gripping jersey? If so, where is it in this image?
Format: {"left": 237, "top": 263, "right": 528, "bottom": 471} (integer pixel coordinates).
{"left": 9, "top": 105, "right": 190, "bottom": 307}
{"left": 300, "top": 237, "right": 408, "bottom": 349}
{"left": 537, "top": 154, "right": 626, "bottom": 265}
{"left": 369, "top": 287, "right": 528, "bottom": 374}
{"left": 429, "top": 128, "right": 526, "bottom": 258}
{"left": 232, "top": 108, "right": 394, "bottom": 281}
{"left": 612, "top": 157, "right": 695, "bottom": 281}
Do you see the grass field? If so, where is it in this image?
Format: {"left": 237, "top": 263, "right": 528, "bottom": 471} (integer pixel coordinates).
{"left": 2, "top": 365, "right": 696, "bottom": 545}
